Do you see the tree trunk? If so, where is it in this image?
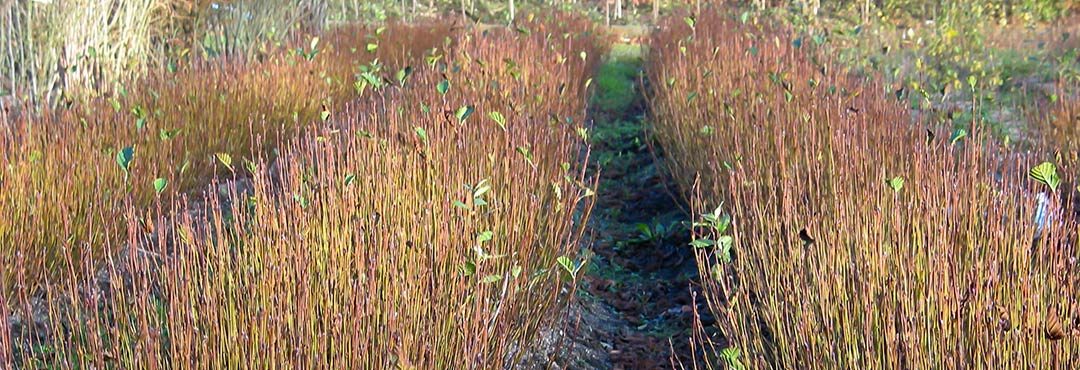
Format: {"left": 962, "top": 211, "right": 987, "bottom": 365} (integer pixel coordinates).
{"left": 606, "top": 0, "right": 611, "bottom": 26}
{"left": 509, "top": 0, "right": 515, "bottom": 25}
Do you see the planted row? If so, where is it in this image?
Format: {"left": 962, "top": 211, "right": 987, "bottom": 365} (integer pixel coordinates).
{"left": 1, "top": 12, "right": 605, "bottom": 368}
{"left": 0, "top": 21, "right": 452, "bottom": 293}
{"left": 648, "top": 9, "right": 1079, "bottom": 368}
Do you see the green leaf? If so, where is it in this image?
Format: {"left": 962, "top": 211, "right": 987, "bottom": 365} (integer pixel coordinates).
{"left": 516, "top": 146, "right": 534, "bottom": 166}
{"left": 243, "top": 158, "right": 257, "bottom": 174}
{"left": 159, "top": 128, "right": 180, "bottom": 141}
{"left": 717, "top": 236, "right": 734, "bottom": 263}
{"left": 437, "top": 80, "right": 450, "bottom": 95}
{"left": 690, "top": 238, "right": 716, "bottom": 249}
{"left": 477, "top": 230, "right": 494, "bottom": 243}
{"left": 556, "top": 256, "right": 576, "bottom": 276}
{"left": 711, "top": 263, "right": 724, "bottom": 282}
{"left": 395, "top": 66, "right": 412, "bottom": 86}
{"left": 949, "top": 128, "right": 968, "bottom": 145}
{"left": 153, "top": 178, "right": 167, "bottom": 194}
{"left": 414, "top": 127, "right": 429, "bottom": 146}
{"left": 887, "top": 176, "right": 904, "bottom": 192}
{"left": 344, "top": 173, "right": 356, "bottom": 186}
{"left": 699, "top": 207, "right": 731, "bottom": 234}
{"left": 460, "top": 261, "right": 476, "bottom": 276}
{"left": 480, "top": 274, "right": 502, "bottom": 284}
{"left": 1030, "top": 162, "right": 1062, "bottom": 192}
{"left": 455, "top": 105, "right": 475, "bottom": 122}
{"left": 365, "top": 43, "right": 378, "bottom": 52}
{"left": 721, "top": 347, "right": 747, "bottom": 370}
{"left": 116, "top": 146, "right": 134, "bottom": 173}
{"left": 473, "top": 179, "right": 491, "bottom": 198}
{"left": 576, "top": 127, "right": 589, "bottom": 141}
{"left": 215, "top": 152, "right": 233, "bottom": 172}
{"left": 717, "top": 214, "right": 731, "bottom": 234}
{"left": 488, "top": 111, "right": 507, "bottom": 130}
{"left": 636, "top": 223, "right": 652, "bottom": 236}
{"left": 684, "top": 16, "right": 696, "bottom": 29}
{"left": 511, "top": 265, "right": 522, "bottom": 279}
{"left": 293, "top": 194, "right": 309, "bottom": 208}
{"left": 320, "top": 109, "right": 331, "bottom": 121}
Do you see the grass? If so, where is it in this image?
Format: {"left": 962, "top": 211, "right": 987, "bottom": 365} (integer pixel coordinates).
{"left": 593, "top": 59, "right": 640, "bottom": 113}
{"left": 648, "top": 8, "right": 1080, "bottom": 368}
{"left": 2, "top": 11, "right": 608, "bottom": 367}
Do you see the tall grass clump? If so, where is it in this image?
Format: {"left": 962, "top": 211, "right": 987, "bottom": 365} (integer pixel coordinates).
{"left": 648, "top": 9, "right": 1080, "bottom": 368}
{"left": 2, "top": 12, "right": 605, "bottom": 368}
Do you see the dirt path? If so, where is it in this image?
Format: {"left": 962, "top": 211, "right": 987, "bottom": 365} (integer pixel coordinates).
{"left": 559, "top": 42, "right": 706, "bottom": 369}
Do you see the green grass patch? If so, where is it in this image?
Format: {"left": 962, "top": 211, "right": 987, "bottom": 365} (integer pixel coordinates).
{"left": 592, "top": 53, "right": 641, "bottom": 113}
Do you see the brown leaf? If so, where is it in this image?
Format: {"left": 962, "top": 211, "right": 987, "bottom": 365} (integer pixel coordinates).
{"left": 1046, "top": 309, "right": 1065, "bottom": 341}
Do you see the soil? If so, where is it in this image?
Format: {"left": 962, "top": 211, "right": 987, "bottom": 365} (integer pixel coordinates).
{"left": 524, "top": 41, "right": 708, "bottom": 369}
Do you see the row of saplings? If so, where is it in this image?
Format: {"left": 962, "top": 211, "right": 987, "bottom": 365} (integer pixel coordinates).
{"left": 648, "top": 9, "right": 1080, "bottom": 369}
